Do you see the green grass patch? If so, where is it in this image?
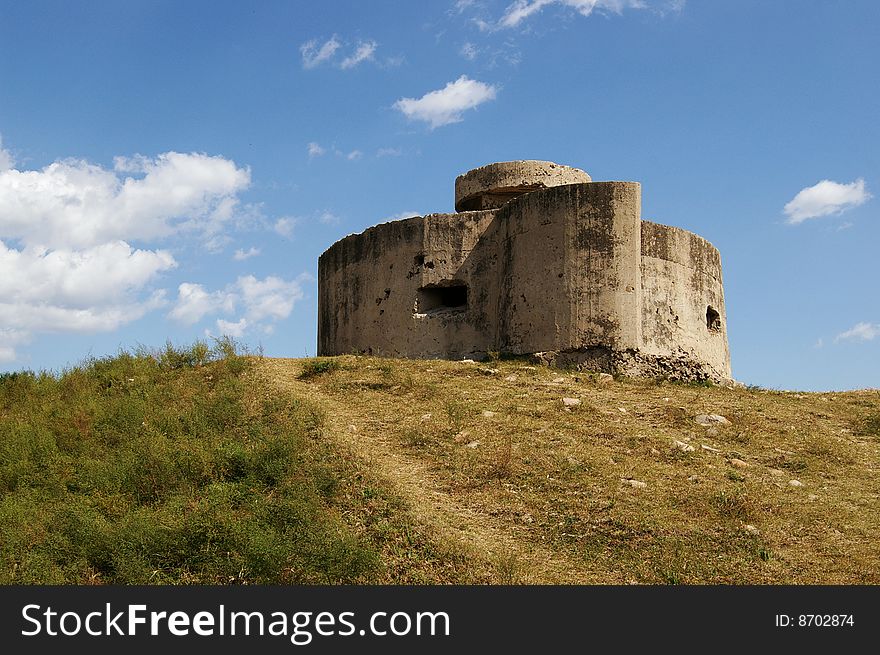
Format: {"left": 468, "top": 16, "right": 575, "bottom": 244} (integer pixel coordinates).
{"left": 298, "top": 358, "right": 341, "bottom": 380}
{"left": 0, "top": 341, "right": 377, "bottom": 584}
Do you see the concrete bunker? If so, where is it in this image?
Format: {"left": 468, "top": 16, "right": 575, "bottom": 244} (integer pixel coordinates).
{"left": 416, "top": 282, "right": 469, "bottom": 315}
{"left": 318, "top": 160, "right": 731, "bottom": 382}
{"left": 706, "top": 305, "right": 722, "bottom": 332}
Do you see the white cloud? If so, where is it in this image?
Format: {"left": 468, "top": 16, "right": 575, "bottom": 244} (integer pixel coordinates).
{"left": 0, "top": 145, "right": 259, "bottom": 362}
{"left": 168, "top": 282, "right": 235, "bottom": 325}
{"left": 394, "top": 75, "right": 498, "bottom": 129}
{"left": 216, "top": 317, "right": 248, "bottom": 338}
{"left": 383, "top": 210, "right": 422, "bottom": 222}
{"left": 237, "top": 274, "right": 305, "bottom": 322}
{"left": 0, "top": 136, "right": 13, "bottom": 172}
{"left": 301, "top": 36, "right": 380, "bottom": 70}
{"left": 340, "top": 40, "right": 378, "bottom": 69}
{"left": 318, "top": 211, "right": 340, "bottom": 225}
{"left": 498, "top": 0, "right": 646, "bottom": 28}
{"left": 300, "top": 36, "right": 341, "bottom": 69}
{"left": 0, "top": 151, "right": 251, "bottom": 250}
{"left": 274, "top": 217, "right": 297, "bottom": 238}
{"left": 233, "top": 246, "right": 260, "bottom": 261}
{"left": 345, "top": 149, "right": 363, "bottom": 161}
{"left": 460, "top": 42, "right": 479, "bottom": 60}
{"left": 307, "top": 142, "right": 326, "bottom": 158}
{"left": 0, "top": 240, "right": 174, "bottom": 308}
{"left": 376, "top": 147, "right": 402, "bottom": 157}
{"left": 0, "top": 328, "right": 30, "bottom": 363}
{"left": 171, "top": 274, "right": 309, "bottom": 336}
{"left": 0, "top": 287, "right": 167, "bottom": 343}
{"left": 835, "top": 322, "right": 880, "bottom": 343}
{"left": 783, "top": 178, "right": 871, "bottom": 224}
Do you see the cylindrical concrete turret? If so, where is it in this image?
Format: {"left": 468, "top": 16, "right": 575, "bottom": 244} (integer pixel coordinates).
{"left": 454, "top": 160, "right": 591, "bottom": 212}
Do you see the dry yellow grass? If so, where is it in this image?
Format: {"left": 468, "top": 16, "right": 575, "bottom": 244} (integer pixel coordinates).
{"left": 257, "top": 356, "right": 880, "bottom": 584}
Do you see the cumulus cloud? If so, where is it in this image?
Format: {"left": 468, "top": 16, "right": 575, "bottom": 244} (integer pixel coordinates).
{"left": 345, "top": 149, "right": 363, "bottom": 161}
{"left": 835, "top": 322, "right": 880, "bottom": 343}
{"left": 0, "top": 151, "right": 250, "bottom": 250}
{"left": 0, "top": 147, "right": 255, "bottom": 362}
{"left": 216, "top": 317, "right": 248, "bottom": 338}
{"left": 0, "top": 240, "right": 174, "bottom": 308}
{"left": 233, "top": 246, "right": 260, "bottom": 261}
{"left": 498, "top": 0, "right": 647, "bottom": 28}
{"left": 300, "top": 35, "right": 342, "bottom": 69}
{"left": 783, "top": 178, "right": 871, "bottom": 224}
{"left": 394, "top": 75, "right": 498, "bottom": 129}
{"left": 307, "top": 142, "right": 326, "bottom": 158}
{"left": 273, "top": 217, "right": 297, "bottom": 238}
{"left": 170, "top": 274, "right": 309, "bottom": 337}
{"left": 0, "top": 329, "right": 28, "bottom": 363}
{"left": 0, "top": 136, "right": 13, "bottom": 172}
{"left": 167, "top": 282, "right": 235, "bottom": 325}
{"left": 340, "top": 40, "right": 378, "bottom": 69}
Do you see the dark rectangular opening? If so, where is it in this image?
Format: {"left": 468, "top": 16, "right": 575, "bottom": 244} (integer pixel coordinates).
{"left": 417, "top": 282, "right": 468, "bottom": 314}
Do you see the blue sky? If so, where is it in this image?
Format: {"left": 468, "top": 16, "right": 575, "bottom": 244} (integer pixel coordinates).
{"left": 0, "top": 0, "right": 877, "bottom": 390}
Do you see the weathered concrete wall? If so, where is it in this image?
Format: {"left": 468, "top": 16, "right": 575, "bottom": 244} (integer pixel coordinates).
{"left": 318, "top": 211, "right": 500, "bottom": 359}
{"left": 487, "top": 182, "right": 641, "bottom": 353}
{"left": 640, "top": 221, "right": 730, "bottom": 379}
{"left": 318, "top": 161, "right": 732, "bottom": 382}
{"left": 455, "top": 160, "right": 591, "bottom": 211}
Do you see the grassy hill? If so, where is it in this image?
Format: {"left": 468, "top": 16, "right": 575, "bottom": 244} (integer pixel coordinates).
{"left": 1, "top": 345, "right": 878, "bottom": 584}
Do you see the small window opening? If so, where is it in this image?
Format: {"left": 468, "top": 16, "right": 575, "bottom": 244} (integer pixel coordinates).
{"left": 706, "top": 305, "right": 721, "bottom": 332}
{"left": 416, "top": 281, "right": 468, "bottom": 314}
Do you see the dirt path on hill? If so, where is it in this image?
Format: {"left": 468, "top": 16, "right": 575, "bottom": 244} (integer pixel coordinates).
{"left": 256, "top": 358, "right": 592, "bottom": 584}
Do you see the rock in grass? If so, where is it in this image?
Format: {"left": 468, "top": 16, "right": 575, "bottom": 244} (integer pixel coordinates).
{"left": 562, "top": 397, "right": 581, "bottom": 408}
{"left": 789, "top": 479, "right": 804, "bottom": 487}
{"left": 696, "top": 414, "right": 730, "bottom": 426}
{"left": 597, "top": 373, "right": 614, "bottom": 384}
{"left": 730, "top": 458, "right": 750, "bottom": 468}
{"left": 673, "top": 439, "right": 695, "bottom": 452}
{"left": 621, "top": 478, "right": 647, "bottom": 489}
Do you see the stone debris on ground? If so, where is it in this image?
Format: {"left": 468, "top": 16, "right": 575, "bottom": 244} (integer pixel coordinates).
{"left": 695, "top": 414, "right": 730, "bottom": 426}
{"left": 621, "top": 478, "right": 647, "bottom": 489}
{"left": 562, "top": 397, "right": 581, "bottom": 408}
{"left": 672, "top": 439, "right": 695, "bottom": 452}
